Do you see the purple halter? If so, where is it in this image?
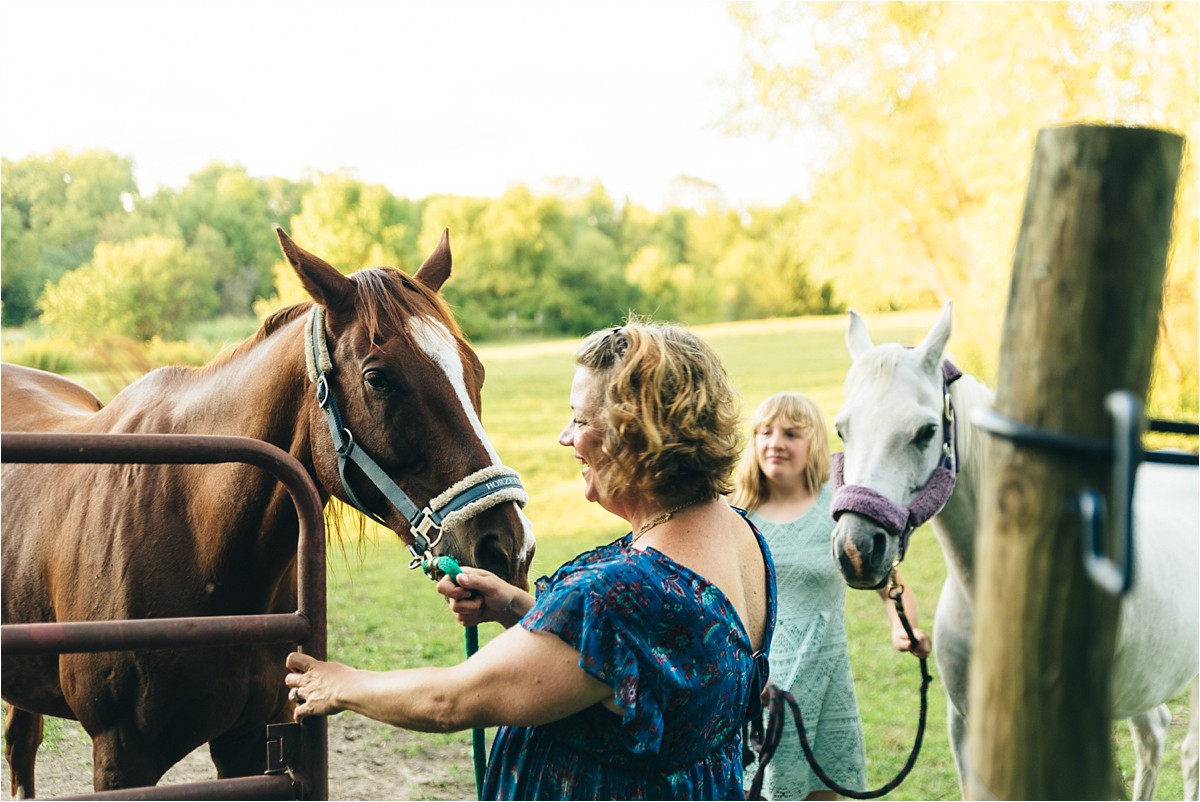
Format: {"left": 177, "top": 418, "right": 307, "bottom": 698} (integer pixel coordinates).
{"left": 830, "top": 360, "right": 963, "bottom": 561}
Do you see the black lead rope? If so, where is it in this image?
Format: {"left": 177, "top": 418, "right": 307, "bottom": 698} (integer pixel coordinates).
{"left": 746, "top": 583, "right": 933, "bottom": 800}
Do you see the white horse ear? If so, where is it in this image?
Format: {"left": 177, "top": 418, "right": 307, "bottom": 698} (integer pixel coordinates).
{"left": 915, "top": 301, "right": 953, "bottom": 370}
{"left": 846, "top": 310, "right": 875, "bottom": 359}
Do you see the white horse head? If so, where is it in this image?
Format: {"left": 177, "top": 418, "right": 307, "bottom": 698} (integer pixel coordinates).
{"left": 831, "top": 302, "right": 955, "bottom": 589}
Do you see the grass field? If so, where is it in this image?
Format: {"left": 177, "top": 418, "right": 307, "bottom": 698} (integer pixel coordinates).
{"left": 319, "top": 310, "right": 1189, "bottom": 799}
{"left": 6, "top": 310, "right": 1192, "bottom": 798}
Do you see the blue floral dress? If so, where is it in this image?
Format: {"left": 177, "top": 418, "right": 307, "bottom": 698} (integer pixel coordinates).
{"left": 482, "top": 513, "right": 777, "bottom": 800}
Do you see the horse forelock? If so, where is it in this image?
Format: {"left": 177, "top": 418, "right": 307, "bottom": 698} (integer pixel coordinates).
{"left": 350, "top": 267, "right": 465, "bottom": 349}
{"left": 845, "top": 344, "right": 910, "bottom": 399}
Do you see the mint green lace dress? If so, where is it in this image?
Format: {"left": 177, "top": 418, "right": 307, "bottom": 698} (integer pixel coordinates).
{"left": 745, "top": 484, "right": 867, "bottom": 799}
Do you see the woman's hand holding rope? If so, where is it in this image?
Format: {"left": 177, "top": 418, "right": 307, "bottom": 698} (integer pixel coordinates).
{"left": 437, "top": 566, "right": 534, "bottom": 629}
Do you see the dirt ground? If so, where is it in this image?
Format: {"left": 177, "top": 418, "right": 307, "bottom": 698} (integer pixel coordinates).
{"left": 1, "top": 714, "right": 479, "bottom": 801}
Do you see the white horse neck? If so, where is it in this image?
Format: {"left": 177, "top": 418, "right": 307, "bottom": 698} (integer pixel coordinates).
{"left": 930, "top": 371, "right": 995, "bottom": 596}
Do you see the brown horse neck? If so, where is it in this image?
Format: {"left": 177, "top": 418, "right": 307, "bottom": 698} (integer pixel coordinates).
{"left": 100, "top": 317, "right": 313, "bottom": 446}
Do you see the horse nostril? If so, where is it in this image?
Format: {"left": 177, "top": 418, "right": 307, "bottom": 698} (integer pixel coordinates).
{"left": 872, "top": 531, "right": 887, "bottom": 562}
{"left": 472, "top": 533, "right": 510, "bottom": 580}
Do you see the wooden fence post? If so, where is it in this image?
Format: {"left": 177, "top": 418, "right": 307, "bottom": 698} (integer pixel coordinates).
{"left": 965, "top": 124, "right": 1183, "bottom": 799}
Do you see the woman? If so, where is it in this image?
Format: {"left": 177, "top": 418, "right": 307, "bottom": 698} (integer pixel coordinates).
{"left": 286, "top": 320, "right": 777, "bottom": 800}
{"left": 732, "top": 392, "right": 930, "bottom": 801}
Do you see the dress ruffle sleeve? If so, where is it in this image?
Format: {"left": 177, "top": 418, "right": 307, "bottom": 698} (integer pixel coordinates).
{"left": 521, "top": 557, "right": 677, "bottom": 755}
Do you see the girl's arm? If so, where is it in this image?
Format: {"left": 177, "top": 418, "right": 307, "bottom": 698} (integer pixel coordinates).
{"left": 875, "top": 569, "right": 933, "bottom": 659}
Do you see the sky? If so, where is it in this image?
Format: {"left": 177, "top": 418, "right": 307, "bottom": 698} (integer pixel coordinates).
{"left": 0, "top": 0, "right": 819, "bottom": 210}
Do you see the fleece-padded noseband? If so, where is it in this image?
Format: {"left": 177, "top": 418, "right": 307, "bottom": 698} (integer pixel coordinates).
{"left": 830, "top": 360, "right": 962, "bottom": 561}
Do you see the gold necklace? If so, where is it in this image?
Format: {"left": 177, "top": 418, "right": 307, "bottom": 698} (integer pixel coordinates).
{"left": 632, "top": 498, "right": 704, "bottom": 544}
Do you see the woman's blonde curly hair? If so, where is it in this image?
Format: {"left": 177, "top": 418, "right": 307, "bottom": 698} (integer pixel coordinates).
{"left": 575, "top": 318, "right": 743, "bottom": 508}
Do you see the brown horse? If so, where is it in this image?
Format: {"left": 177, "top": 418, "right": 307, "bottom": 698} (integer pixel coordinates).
{"left": 0, "top": 229, "right": 535, "bottom": 795}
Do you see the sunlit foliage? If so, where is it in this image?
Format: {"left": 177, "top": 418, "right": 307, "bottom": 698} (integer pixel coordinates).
{"left": 2, "top": 3, "right": 1193, "bottom": 417}
{"left": 38, "top": 235, "right": 219, "bottom": 341}
{"left": 727, "top": 1, "right": 1197, "bottom": 414}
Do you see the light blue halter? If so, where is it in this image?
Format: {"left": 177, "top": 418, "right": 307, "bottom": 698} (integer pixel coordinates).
{"left": 305, "top": 306, "right": 527, "bottom": 570}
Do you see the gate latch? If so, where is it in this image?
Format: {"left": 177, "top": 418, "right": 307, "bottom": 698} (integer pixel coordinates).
{"left": 266, "top": 722, "right": 302, "bottom": 774}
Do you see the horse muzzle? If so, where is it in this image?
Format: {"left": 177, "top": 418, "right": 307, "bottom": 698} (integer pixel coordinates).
{"left": 828, "top": 450, "right": 957, "bottom": 588}
{"left": 440, "top": 501, "right": 534, "bottom": 591}
{"left": 832, "top": 515, "right": 898, "bottom": 589}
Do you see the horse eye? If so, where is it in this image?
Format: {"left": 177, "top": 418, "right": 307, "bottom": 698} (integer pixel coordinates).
{"left": 363, "top": 369, "right": 391, "bottom": 392}
{"left": 913, "top": 423, "right": 937, "bottom": 447}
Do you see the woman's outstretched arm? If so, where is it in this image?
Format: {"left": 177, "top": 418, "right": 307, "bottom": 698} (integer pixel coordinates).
{"left": 285, "top": 623, "right": 612, "bottom": 732}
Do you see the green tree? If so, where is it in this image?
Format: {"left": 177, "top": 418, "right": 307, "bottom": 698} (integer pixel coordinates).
{"left": 173, "top": 163, "right": 295, "bottom": 312}
{"left": 552, "top": 225, "right": 639, "bottom": 332}
{"left": 624, "top": 243, "right": 685, "bottom": 320}
{"left": 415, "top": 194, "right": 496, "bottom": 335}
{"left": 1, "top": 149, "right": 138, "bottom": 324}
{"left": 716, "top": 199, "right": 841, "bottom": 320}
{"left": 414, "top": 183, "right": 648, "bottom": 338}
{"left": 257, "top": 173, "right": 421, "bottom": 314}
{"left": 38, "top": 235, "right": 219, "bottom": 341}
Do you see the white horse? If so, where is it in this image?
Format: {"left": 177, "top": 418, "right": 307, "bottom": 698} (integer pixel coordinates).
{"left": 829, "top": 302, "right": 1199, "bottom": 800}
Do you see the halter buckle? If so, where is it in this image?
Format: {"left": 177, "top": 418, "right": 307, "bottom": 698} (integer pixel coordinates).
{"left": 316, "top": 375, "right": 331, "bottom": 408}
{"left": 335, "top": 428, "right": 354, "bottom": 457}
{"left": 411, "top": 507, "right": 444, "bottom": 550}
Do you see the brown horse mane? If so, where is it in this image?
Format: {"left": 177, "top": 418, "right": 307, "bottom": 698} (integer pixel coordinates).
{"left": 205, "top": 266, "right": 467, "bottom": 373}
{"left": 201, "top": 303, "right": 312, "bottom": 372}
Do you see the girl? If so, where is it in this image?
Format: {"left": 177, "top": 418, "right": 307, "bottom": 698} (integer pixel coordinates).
{"left": 733, "top": 392, "right": 930, "bottom": 801}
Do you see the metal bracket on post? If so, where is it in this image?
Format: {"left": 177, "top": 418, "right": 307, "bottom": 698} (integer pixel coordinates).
{"left": 1078, "top": 391, "right": 1140, "bottom": 596}
{"left": 971, "top": 390, "right": 1162, "bottom": 598}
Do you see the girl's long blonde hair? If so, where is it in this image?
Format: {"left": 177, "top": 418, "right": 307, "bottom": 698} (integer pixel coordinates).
{"left": 731, "top": 391, "right": 831, "bottom": 513}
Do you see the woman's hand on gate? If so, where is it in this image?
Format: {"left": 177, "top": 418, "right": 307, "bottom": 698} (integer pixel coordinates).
{"left": 437, "top": 566, "right": 534, "bottom": 629}
{"left": 285, "top": 652, "right": 351, "bottom": 721}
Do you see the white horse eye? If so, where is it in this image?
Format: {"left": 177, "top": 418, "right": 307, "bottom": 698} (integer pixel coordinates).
{"left": 912, "top": 423, "right": 937, "bottom": 447}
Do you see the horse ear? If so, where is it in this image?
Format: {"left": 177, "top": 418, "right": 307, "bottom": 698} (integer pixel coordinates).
{"left": 915, "top": 301, "right": 954, "bottom": 370}
{"left": 413, "top": 228, "right": 452, "bottom": 292}
{"left": 846, "top": 310, "right": 875, "bottom": 359}
{"left": 276, "top": 227, "right": 354, "bottom": 312}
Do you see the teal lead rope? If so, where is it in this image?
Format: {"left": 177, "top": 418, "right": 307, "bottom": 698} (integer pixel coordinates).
{"left": 426, "top": 555, "right": 486, "bottom": 799}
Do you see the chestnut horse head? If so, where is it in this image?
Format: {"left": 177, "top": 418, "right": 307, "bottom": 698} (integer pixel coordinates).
{"left": 279, "top": 228, "right": 534, "bottom": 583}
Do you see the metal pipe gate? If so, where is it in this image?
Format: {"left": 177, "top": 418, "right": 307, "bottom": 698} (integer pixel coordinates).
{"left": 1, "top": 432, "right": 329, "bottom": 800}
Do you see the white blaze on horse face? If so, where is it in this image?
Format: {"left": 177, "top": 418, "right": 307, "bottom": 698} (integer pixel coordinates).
{"left": 408, "top": 317, "right": 536, "bottom": 555}
{"left": 409, "top": 317, "right": 500, "bottom": 464}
